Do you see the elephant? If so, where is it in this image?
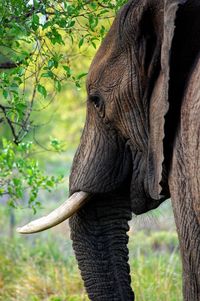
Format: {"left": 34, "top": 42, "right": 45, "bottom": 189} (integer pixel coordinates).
{"left": 17, "top": 0, "right": 200, "bottom": 300}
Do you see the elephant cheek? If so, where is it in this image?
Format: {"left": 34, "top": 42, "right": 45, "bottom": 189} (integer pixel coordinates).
{"left": 69, "top": 124, "right": 132, "bottom": 195}
{"left": 129, "top": 149, "right": 166, "bottom": 214}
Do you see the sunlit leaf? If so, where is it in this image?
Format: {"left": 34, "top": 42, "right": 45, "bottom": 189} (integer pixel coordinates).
{"left": 37, "top": 84, "right": 47, "bottom": 98}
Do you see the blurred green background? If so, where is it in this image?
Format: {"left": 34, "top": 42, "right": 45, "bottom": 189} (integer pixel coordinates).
{"left": 0, "top": 201, "right": 182, "bottom": 301}
{"left": 0, "top": 1, "right": 182, "bottom": 300}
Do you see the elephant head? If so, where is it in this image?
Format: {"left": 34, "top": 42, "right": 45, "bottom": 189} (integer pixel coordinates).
{"left": 68, "top": 1, "right": 175, "bottom": 299}
{"left": 17, "top": 0, "right": 200, "bottom": 300}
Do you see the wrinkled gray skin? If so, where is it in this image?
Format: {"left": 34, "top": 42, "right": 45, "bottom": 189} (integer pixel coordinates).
{"left": 69, "top": 0, "right": 200, "bottom": 300}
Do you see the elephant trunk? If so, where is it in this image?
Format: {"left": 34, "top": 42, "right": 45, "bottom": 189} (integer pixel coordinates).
{"left": 69, "top": 190, "right": 134, "bottom": 301}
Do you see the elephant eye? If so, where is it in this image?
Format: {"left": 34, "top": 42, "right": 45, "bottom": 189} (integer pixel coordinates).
{"left": 89, "top": 95, "right": 105, "bottom": 117}
{"left": 90, "top": 95, "right": 101, "bottom": 108}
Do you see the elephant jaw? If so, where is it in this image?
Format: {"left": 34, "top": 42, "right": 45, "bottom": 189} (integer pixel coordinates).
{"left": 16, "top": 191, "right": 90, "bottom": 234}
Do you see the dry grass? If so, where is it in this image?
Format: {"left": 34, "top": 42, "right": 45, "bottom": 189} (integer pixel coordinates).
{"left": 0, "top": 230, "right": 181, "bottom": 301}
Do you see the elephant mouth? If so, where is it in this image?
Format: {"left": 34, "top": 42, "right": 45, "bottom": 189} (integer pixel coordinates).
{"left": 16, "top": 191, "right": 164, "bottom": 234}
{"left": 16, "top": 153, "right": 132, "bottom": 235}
{"left": 16, "top": 170, "right": 165, "bottom": 234}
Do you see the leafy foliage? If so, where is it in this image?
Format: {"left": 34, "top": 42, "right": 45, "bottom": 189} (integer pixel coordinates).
{"left": 0, "top": 139, "right": 63, "bottom": 211}
{"left": 0, "top": 0, "right": 126, "bottom": 209}
{"left": 0, "top": 0, "right": 126, "bottom": 142}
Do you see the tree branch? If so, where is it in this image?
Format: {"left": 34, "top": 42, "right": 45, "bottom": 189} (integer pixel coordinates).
{"left": 0, "top": 49, "right": 35, "bottom": 69}
{"left": 0, "top": 61, "right": 19, "bottom": 69}
{"left": 0, "top": 104, "right": 19, "bottom": 144}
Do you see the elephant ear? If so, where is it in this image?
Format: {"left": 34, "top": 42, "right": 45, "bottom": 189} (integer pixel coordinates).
{"left": 147, "top": 0, "right": 187, "bottom": 200}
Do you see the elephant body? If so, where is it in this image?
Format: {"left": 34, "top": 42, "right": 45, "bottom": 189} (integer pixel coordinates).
{"left": 69, "top": 0, "right": 200, "bottom": 300}
{"left": 169, "top": 56, "right": 200, "bottom": 300}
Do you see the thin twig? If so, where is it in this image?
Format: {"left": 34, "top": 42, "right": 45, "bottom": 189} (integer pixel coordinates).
{"left": 0, "top": 104, "right": 19, "bottom": 144}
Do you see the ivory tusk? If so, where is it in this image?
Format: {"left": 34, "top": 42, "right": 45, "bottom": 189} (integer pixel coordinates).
{"left": 16, "top": 191, "right": 90, "bottom": 234}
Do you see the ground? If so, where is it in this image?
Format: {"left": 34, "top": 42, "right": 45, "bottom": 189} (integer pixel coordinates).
{"left": 0, "top": 200, "right": 182, "bottom": 301}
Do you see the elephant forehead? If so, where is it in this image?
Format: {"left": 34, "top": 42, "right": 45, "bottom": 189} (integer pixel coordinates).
{"left": 87, "top": 33, "right": 123, "bottom": 90}
{"left": 86, "top": 0, "right": 164, "bottom": 92}
{"left": 87, "top": 53, "right": 128, "bottom": 92}
{"left": 86, "top": 2, "right": 131, "bottom": 91}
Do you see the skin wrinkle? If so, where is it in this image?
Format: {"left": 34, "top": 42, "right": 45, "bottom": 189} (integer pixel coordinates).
{"left": 69, "top": 0, "right": 200, "bottom": 300}
{"left": 128, "top": 40, "right": 150, "bottom": 143}
{"left": 114, "top": 94, "right": 131, "bottom": 139}
{"left": 106, "top": 222, "right": 130, "bottom": 301}
{"left": 103, "top": 147, "right": 131, "bottom": 193}
{"left": 113, "top": 57, "right": 148, "bottom": 150}
{"left": 86, "top": 131, "right": 104, "bottom": 185}
{"left": 130, "top": 91, "right": 148, "bottom": 141}
{"left": 70, "top": 193, "right": 134, "bottom": 300}
{"left": 71, "top": 114, "right": 131, "bottom": 193}
{"left": 169, "top": 50, "right": 200, "bottom": 300}
{"left": 81, "top": 113, "right": 109, "bottom": 184}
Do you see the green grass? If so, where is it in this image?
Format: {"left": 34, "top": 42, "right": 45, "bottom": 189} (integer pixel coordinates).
{"left": 0, "top": 230, "right": 182, "bottom": 301}
{"left": 0, "top": 235, "right": 87, "bottom": 301}
{"left": 130, "top": 231, "right": 182, "bottom": 301}
{"left": 0, "top": 202, "right": 182, "bottom": 300}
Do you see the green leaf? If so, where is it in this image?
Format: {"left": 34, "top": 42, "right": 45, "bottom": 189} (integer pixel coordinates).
{"left": 32, "top": 14, "right": 40, "bottom": 31}
{"left": 42, "top": 20, "right": 52, "bottom": 29}
{"left": 76, "top": 72, "right": 88, "bottom": 80}
{"left": 91, "top": 41, "right": 96, "bottom": 49}
{"left": 68, "top": 20, "right": 75, "bottom": 28}
{"left": 100, "top": 25, "right": 106, "bottom": 38}
{"left": 48, "top": 59, "right": 55, "bottom": 69}
{"left": 3, "top": 89, "right": 8, "bottom": 99}
{"left": 47, "top": 28, "right": 65, "bottom": 45}
{"left": 89, "top": 2, "right": 97, "bottom": 9}
{"left": 17, "top": 67, "right": 25, "bottom": 76}
{"left": 99, "top": 9, "right": 109, "bottom": 16}
{"left": 7, "top": 200, "right": 16, "bottom": 208}
{"left": 55, "top": 80, "right": 61, "bottom": 92}
{"left": 37, "top": 84, "right": 47, "bottom": 98}
{"left": 78, "top": 37, "right": 84, "bottom": 48}
{"left": 33, "top": 14, "right": 39, "bottom": 25}
{"left": 75, "top": 81, "right": 81, "bottom": 88}
{"left": 50, "top": 137, "right": 63, "bottom": 151}
{"left": 41, "top": 71, "right": 54, "bottom": 79}
{"left": 46, "top": 180, "right": 54, "bottom": 187}
{"left": 63, "top": 66, "right": 72, "bottom": 77}
{"left": 88, "top": 14, "right": 98, "bottom": 31}
{"left": 13, "top": 178, "right": 19, "bottom": 185}
{"left": 16, "top": 103, "right": 27, "bottom": 119}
